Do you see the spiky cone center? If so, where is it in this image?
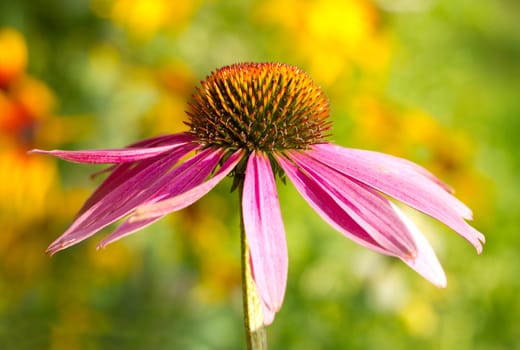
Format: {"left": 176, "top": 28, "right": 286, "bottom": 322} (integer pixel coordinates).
{"left": 186, "top": 63, "right": 331, "bottom": 152}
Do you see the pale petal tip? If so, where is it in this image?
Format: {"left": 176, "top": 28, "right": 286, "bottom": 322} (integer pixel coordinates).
{"left": 96, "top": 236, "right": 116, "bottom": 250}
{"left": 432, "top": 269, "right": 448, "bottom": 288}
{"left": 262, "top": 308, "right": 276, "bottom": 326}
{"left": 469, "top": 227, "right": 486, "bottom": 255}
{"left": 45, "top": 249, "right": 56, "bottom": 257}
{"left": 258, "top": 297, "right": 277, "bottom": 326}
{"left": 478, "top": 231, "right": 486, "bottom": 246}
{"left": 403, "top": 254, "right": 448, "bottom": 288}
{"left": 46, "top": 237, "right": 78, "bottom": 256}
{"left": 29, "top": 149, "right": 63, "bottom": 156}
{"left": 45, "top": 244, "right": 61, "bottom": 257}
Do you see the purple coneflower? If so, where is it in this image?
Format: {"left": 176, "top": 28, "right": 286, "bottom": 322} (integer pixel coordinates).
{"left": 31, "top": 62, "right": 484, "bottom": 326}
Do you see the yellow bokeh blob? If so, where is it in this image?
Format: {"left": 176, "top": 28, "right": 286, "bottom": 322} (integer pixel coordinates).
{"left": 0, "top": 148, "right": 57, "bottom": 224}
{"left": 255, "top": 0, "right": 392, "bottom": 85}
{"left": 93, "top": 0, "right": 201, "bottom": 39}
{"left": 400, "top": 298, "right": 439, "bottom": 337}
{"left": 0, "top": 28, "right": 27, "bottom": 86}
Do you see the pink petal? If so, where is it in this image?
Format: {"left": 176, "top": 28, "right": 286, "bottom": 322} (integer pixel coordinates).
{"left": 131, "top": 149, "right": 245, "bottom": 221}
{"left": 97, "top": 217, "right": 163, "bottom": 249}
{"left": 77, "top": 142, "right": 200, "bottom": 217}
{"left": 276, "top": 153, "right": 392, "bottom": 256}
{"left": 46, "top": 145, "right": 219, "bottom": 254}
{"left": 260, "top": 299, "right": 276, "bottom": 326}
{"left": 75, "top": 143, "right": 199, "bottom": 226}
{"left": 277, "top": 151, "right": 448, "bottom": 288}
{"left": 391, "top": 203, "right": 447, "bottom": 287}
{"left": 30, "top": 133, "right": 196, "bottom": 164}
{"left": 98, "top": 150, "right": 243, "bottom": 248}
{"left": 311, "top": 144, "right": 470, "bottom": 216}
{"left": 310, "top": 144, "right": 485, "bottom": 253}
{"left": 242, "top": 151, "right": 288, "bottom": 325}
{"left": 286, "top": 150, "right": 417, "bottom": 258}
{"left": 30, "top": 145, "right": 180, "bottom": 164}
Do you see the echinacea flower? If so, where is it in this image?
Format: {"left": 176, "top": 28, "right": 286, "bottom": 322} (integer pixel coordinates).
{"left": 31, "top": 62, "right": 484, "bottom": 326}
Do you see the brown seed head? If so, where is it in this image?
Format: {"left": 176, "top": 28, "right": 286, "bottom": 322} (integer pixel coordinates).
{"left": 186, "top": 62, "right": 331, "bottom": 152}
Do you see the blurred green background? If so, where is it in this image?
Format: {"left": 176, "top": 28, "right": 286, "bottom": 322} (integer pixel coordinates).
{"left": 1, "top": 0, "right": 518, "bottom": 349}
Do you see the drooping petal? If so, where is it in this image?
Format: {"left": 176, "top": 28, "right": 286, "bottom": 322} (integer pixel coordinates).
{"left": 278, "top": 151, "right": 448, "bottom": 288}
{"left": 276, "top": 153, "right": 393, "bottom": 256}
{"left": 75, "top": 142, "right": 199, "bottom": 227}
{"left": 77, "top": 142, "right": 200, "bottom": 217}
{"left": 311, "top": 144, "right": 470, "bottom": 216}
{"left": 98, "top": 151, "right": 244, "bottom": 247}
{"left": 310, "top": 144, "right": 485, "bottom": 253}
{"left": 286, "top": 150, "right": 417, "bottom": 258}
{"left": 131, "top": 149, "right": 245, "bottom": 221}
{"left": 97, "top": 217, "right": 163, "bottom": 249}
{"left": 46, "top": 145, "right": 220, "bottom": 254}
{"left": 242, "top": 151, "right": 288, "bottom": 325}
{"left": 391, "top": 203, "right": 447, "bottom": 287}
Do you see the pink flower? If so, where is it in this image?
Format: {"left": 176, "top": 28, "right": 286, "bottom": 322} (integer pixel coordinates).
{"left": 31, "top": 63, "right": 484, "bottom": 325}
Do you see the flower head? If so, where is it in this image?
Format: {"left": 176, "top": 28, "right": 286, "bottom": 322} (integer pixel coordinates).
{"left": 31, "top": 62, "right": 484, "bottom": 325}
{"left": 186, "top": 62, "right": 331, "bottom": 152}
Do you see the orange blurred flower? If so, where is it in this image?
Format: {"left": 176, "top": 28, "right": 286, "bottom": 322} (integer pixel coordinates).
{"left": 0, "top": 27, "right": 57, "bottom": 147}
{"left": 0, "top": 28, "right": 63, "bottom": 290}
{"left": 0, "top": 76, "right": 55, "bottom": 145}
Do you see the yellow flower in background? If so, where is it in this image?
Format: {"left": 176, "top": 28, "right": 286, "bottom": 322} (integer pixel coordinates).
{"left": 255, "top": 0, "right": 392, "bottom": 85}
{"left": 91, "top": 0, "right": 201, "bottom": 39}
{"left": 0, "top": 148, "right": 57, "bottom": 224}
{"left": 144, "top": 62, "right": 196, "bottom": 135}
{"left": 0, "top": 148, "right": 58, "bottom": 296}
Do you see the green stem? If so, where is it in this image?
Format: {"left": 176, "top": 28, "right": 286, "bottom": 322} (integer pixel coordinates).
{"left": 239, "top": 185, "right": 268, "bottom": 349}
